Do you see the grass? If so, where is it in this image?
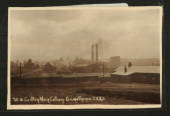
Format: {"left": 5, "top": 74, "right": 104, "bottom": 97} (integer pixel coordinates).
{"left": 11, "top": 73, "right": 160, "bottom": 105}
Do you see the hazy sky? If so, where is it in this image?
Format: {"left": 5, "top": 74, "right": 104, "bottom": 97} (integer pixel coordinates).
{"left": 9, "top": 7, "right": 162, "bottom": 61}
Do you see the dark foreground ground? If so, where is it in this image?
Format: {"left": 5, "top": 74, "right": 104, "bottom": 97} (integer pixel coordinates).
{"left": 11, "top": 73, "right": 160, "bottom": 105}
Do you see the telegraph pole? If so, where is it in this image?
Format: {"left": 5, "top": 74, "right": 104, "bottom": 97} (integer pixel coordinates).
{"left": 103, "top": 61, "right": 104, "bottom": 77}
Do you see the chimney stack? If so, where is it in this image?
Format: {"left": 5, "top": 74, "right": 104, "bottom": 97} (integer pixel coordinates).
{"left": 91, "top": 43, "right": 99, "bottom": 63}
{"left": 96, "top": 43, "right": 98, "bottom": 62}
{"left": 91, "top": 44, "right": 94, "bottom": 62}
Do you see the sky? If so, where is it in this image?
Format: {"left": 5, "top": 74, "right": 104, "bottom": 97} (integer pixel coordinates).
{"left": 9, "top": 7, "right": 162, "bottom": 62}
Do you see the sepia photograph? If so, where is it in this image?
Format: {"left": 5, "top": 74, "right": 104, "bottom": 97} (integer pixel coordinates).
{"left": 8, "top": 6, "right": 162, "bottom": 109}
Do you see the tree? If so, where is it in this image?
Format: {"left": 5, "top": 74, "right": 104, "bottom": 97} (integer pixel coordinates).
{"left": 23, "top": 58, "right": 35, "bottom": 69}
{"left": 43, "top": 62, "right": 56, "bottom": 73}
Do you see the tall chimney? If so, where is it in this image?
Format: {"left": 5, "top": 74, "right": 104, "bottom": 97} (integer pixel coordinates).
{"left": 91, "top": 44, "right": 94, "bottom": 62}
{"left": 96, "top": 43, "right": 98, "bottom": 62}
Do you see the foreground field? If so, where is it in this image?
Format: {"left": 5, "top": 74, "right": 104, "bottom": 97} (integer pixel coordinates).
{"left": 11, "top": 73, "right": 160, "bottom": 105}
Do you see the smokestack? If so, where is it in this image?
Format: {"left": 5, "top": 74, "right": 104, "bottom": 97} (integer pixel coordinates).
{"left": 91, "top": 44, "right": 94, "bottom": 62}
{"left": 96, "top": 43, "right": 98, "bottom": 62}
{"left": 19, "top": 62, "right": 22, "bottom": 78}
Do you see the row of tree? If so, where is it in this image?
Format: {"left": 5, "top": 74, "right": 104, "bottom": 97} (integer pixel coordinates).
{"left": 11, "top": 58, "right": 91, "bottom": 75}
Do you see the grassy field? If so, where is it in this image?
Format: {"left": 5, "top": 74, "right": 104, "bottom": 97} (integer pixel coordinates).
{"left": 11, "top": 73, "right": 160, "bottom": 105}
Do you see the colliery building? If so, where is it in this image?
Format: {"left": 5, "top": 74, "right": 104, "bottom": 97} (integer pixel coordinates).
{"left": 70, "top": 43, "right": 120, "bottom": 73}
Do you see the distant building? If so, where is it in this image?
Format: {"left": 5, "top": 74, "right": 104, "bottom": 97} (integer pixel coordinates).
{"left": 70, "top": 62, "right": 103, "bottom": 73}
{"left": 108, "top": 56, "right": 121, "bottom": 68}
{"left": 120, "top": 58, "right": 160, "bottom": 66}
